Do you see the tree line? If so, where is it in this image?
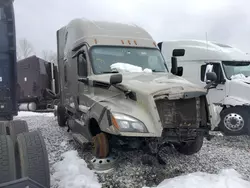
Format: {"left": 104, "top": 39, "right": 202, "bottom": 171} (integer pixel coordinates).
{"left": 16, "top": 38, "right": 57, "bottom": 64}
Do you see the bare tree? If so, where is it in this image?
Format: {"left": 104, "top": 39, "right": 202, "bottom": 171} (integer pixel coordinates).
{"left": 17, "top": 38, "right": 35, "bottom": 60}
{"left": 42, "top": 50, "right": 57, "bottom": 64}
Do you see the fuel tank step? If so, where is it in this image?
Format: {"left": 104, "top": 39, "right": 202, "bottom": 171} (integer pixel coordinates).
{"left": 72, "top": 133, "right": 90, "bottom": 148}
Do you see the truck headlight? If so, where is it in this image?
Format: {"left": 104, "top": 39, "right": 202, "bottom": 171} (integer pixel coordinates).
{"left": 111, "top": 112, "right": 148, "bottom": 133}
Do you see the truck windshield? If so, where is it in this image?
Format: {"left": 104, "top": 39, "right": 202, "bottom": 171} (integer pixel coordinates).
{"left": 222, "top": 61, "right": 250, "bottom": 79}
{"left": 90, "top": 46, "right": 168, "bottom": 74}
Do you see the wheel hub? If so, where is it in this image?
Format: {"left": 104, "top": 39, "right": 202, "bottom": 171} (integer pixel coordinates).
{"left": 224, "top": 113, "right": 244, "bottom": 131}
{"left": 90, "top": 154, "right": 118, "bottom": 173}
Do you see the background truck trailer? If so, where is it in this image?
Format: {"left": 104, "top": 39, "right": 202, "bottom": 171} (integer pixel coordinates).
{"left": 0, "top": 0, "right": 17, "bottom": 120}
{"left": 17, "top": 55, "right": 59, "bottom": 112}
{"left": 158, "top": 40, "right": 250, "bottom": 136}
{"left": 0, "top": 1, "right": 50, "bottom": 187}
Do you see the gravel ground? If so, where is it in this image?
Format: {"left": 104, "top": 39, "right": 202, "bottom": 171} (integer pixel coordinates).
{"left": 15, "top": 114, "right": 250, "bottom": 188}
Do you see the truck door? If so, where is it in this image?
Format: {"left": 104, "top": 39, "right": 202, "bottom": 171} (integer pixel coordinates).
{"left": 201, "top": 62, "right": 227, "bottom": 105}
{"left": 75, "top": 46, "right": 91, "bottom": 110}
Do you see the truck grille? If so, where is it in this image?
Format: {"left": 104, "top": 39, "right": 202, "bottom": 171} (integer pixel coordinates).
{"left": 155, "top": 97, "right": 203, "bottom": 129}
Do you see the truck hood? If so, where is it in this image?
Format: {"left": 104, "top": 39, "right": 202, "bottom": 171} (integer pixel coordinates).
{"left": 87, "top": 72, "right": 208, "bottom": 137}
{"left": 225, "top": 79, "right": 250, "bottom": 106}
{"left": 89, "top": 72, "right": 207, "bottom": 96}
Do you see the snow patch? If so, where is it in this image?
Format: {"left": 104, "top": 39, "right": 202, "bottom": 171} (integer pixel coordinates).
{"left": 17, "top": 111, "right": 54, "bottom": 117}
{"left": 231, "top": 74, "right": 250, "bottom": 83}
{"left": 51, "top": 150, "right": 101, "bottom": 188}
{"left": 143, "top": 169, "right": 250, "bottom": 188}
{"left": 111, "top": 62, "right": 152, "bottom": 73}
{"left": 209, "top": 104, "right": 222, "bottom": 128}
{"left": 60, "top": 141, "right": 67, "bottom": 147}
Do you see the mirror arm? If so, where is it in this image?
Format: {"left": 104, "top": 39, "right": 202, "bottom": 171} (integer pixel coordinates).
{"left": 204, "top": 81, "right": 217, "bottom": 89}
{"left": 112, "top": 84, "right": 131, "bottom": 96}
{"left": 221, "top": 79, "right": 226, "bottom": 84}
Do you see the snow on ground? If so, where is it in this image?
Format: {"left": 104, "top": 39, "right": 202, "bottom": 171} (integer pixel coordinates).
{"left": 51, "top": 150, "right": 101, "bottom": 188}
{"left": 143, "top": 169, "right": 250, "bottom": 188}
{"left": 17, "top": 111, "right": 54, "bottom": 117}
{"left": 14, "top": 111, "right": 250, "bottom": 188}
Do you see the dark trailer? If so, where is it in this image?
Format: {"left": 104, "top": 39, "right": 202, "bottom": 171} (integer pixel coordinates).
{"left": 0, "top": 0, "right": 17, "bottom": 120}
{"left": 17, "top": 55, "right": 59, "bottom": 111}
{"left": 0, "top": 1, "right": 51, "bottom": 187}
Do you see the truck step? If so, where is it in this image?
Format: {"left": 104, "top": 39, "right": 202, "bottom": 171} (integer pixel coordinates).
{"left": 72, "top": 133, "right": 90, "bottom": 148}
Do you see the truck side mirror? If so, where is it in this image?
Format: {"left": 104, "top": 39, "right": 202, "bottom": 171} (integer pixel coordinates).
{"left": 171, "top": 49, "right": 185, "bottom": 76}
{"left": 171, "top": 56, "right": 178, "bottom": 75}
{"left": 206, "top": 72, "right": 217, "bottom": 83}
{"left": 204, "top": 72, "right": 217, "bottom": 89}
{"left": 110, "top": 74, "right": 122, "bottom": 85}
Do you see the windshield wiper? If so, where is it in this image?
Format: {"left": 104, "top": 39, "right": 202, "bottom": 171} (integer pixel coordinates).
{"left": 152, "top": 70, "right": 165, "bottom": 72}
{"left": 101, "top": 70, "right": 165, "bottom": 73}
{"left": 101, "top": 70, "right": 119, "bottom": 74}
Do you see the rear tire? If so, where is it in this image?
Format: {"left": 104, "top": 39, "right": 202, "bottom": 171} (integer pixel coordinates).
{"left": 92, "top": 132, "right": 110, "bottom": 159}
{"left": 219, "top": 107, "right": 249, "bottom": 136}
{"left": 57, "top": 104, "right": 67, "bottom": 127}
{"left": 174, "top": 135, "right": 204, "bottom": 155}
{"left": 16, "top": 131, "right": 50, "bottom": 188}
{"left": 0, "top": 135, "right": 16, "bottom": 183}
{"left": 0, "top": 122, "right": 7, "bottom": 135}
{"left": 8, "top": 120, "right": 29, "bottom": 143}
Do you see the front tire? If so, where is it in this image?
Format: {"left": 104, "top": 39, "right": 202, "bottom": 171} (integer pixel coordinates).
{"left": 174, "top": 135, "right": 204, "bottom": 155}
{"left": 219, "top": 107, "right": 249, "bottom": 136}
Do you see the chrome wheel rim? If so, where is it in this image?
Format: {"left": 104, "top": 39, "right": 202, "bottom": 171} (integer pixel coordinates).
{"left": 91, "top": 155, "right": 118, "bottom": 172}
{"left": 223, "top": 113, "right": 244, "bottom": 131}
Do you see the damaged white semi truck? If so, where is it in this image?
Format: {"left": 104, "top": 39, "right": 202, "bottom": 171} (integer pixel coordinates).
{"left": 55, "top": 19, "right": 217, "bottom": 161}
{"left": 158, "top": 40, "right": 250, "bottom": 136}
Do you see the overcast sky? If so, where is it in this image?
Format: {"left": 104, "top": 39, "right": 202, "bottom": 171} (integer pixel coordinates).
{"left": 14, "top": 0, "right": 250, "bottom": 57}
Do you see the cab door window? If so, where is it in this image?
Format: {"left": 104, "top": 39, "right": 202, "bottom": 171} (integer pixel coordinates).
{"left": 201, "top": 63, "right": 224, "bottom": 83}
{"left": 77, "top": 51, "right": 87, "bottom": 77}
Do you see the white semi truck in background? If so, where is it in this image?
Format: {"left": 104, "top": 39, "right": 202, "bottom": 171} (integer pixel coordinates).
{"left": 158, "top": 40, "right": 250, "bottom": 136}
